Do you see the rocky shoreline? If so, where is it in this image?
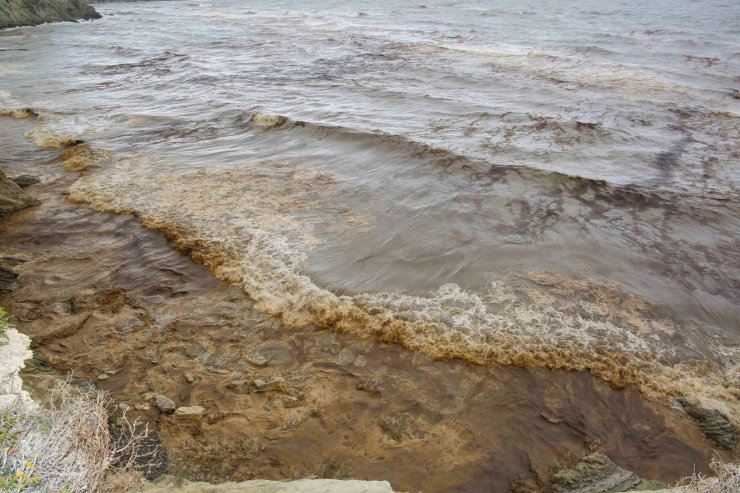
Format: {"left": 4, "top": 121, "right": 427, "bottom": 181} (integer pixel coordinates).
{"left": 3, "top": 314, "right": 735, "bottom": 492}
{"left": 0, "top": 0, "right": 100, "bottom": 29}
{"left": 1, "top": 112, "right": 737, "bottom": 491}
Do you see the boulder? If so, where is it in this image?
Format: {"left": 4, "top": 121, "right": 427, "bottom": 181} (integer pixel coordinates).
{"left": 9, "top": 174, "right": 40, "bottom": 188}
{"left": 154, "top": 394, "right": 176, "bottom": 414}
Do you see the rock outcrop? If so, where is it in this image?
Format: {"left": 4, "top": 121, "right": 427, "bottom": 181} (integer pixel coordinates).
{"left": 135, "top": 475, "right": 398, "bottom": 493}
{"left": 10, "top": 174, "right": 41, "bottom": 188}
{"left": 0, "top": 169, "right": 38, "bottom": 215}
{"left": 0, "top": 264, "right": 20, "bottom": 293}
{"left": 0, "top": 0, "right": 100, "bottom": 29}
{"left": 679, "top": 398, "right": 737, "bottom": 450}
{"left": 0, "top": 327, "right": 36, "bottom": 410}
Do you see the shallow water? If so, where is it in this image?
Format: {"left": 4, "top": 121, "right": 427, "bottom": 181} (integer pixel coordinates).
{"left": 0, "top": 141, "right": 729, "bottom": 491}
{"left": 0, "top": 0, "right": 739, "bottom": 448}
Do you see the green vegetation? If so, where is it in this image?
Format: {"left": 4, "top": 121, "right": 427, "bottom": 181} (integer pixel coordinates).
{"left": 0, "top": 310, "right": 156, "bottom": 492}
{"left": 0, "top": 307, "right": 10, "bottom": 341}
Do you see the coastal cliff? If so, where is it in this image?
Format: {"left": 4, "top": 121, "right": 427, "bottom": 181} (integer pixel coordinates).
{"left": 0, "top": 0, "right": 100, "bottom": 29}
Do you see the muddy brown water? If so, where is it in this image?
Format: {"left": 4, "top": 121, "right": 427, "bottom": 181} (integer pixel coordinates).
{"left": 0, "top": 150, "right": 734, "bottom": 493}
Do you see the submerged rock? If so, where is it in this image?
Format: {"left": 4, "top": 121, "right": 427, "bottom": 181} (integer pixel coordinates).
{"left": 551, "top": 453, "right": 642, "bottom": 493}
{"left": 679, "top": 398, "right": 737, "bottom": 450}
{"left": 0, "top": 327, "right": 37, "bottom": 410}
{"left": 0, "top": 169, "right": 38, "bottom": 215}
{"left": 175, "top": 405, "right": 204, "bottom": 417}
{"left": 9, "top": 174, "right": 40, "bottom": 188}
{"left": 0, "top": 0, "right": 101, "bottom": 29}
{"left": 0, "top": 265, "right": 20, "bottom": 293}
{"left": 137, "top": 475, "right": 398, "bottom": 493}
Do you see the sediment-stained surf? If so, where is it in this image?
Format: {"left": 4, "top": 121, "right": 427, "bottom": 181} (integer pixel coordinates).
{"left": 1, "top": 1, "right": 738, "bottom": 482}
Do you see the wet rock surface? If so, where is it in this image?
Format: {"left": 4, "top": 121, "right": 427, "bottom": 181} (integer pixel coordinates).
{"left": 10, "top": 174, "right": 40, "bottom": 188}
{"left": 0, "top": 264, "right": 19, "bottom": 293}
{"left": 0, "top": 0, "right": 100, "bottom": 29}
{"left": 550, "top": 453, "right": 651, "bottom": 493}
{"left": 135, "top": 475, "right": 397, "bottom": 493}
{"left": 0, "top": 146, "right": 735, "bottom": 492}
{"left": 0, "top": 168, "right": 38, "bottom": 215}
{"left": 679, "top": 398, "right": 737, "bottom": 450}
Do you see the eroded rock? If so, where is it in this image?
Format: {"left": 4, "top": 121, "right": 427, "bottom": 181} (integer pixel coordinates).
{"left": 10, "top": 174, "right": 40, "bottom": 188}
{"left": 154, "top": 394, "right": 176, "bottom": 414}
{"left": 0, "top": 265, "right": 20, "bottom": 293}
{"left": 0, "top": 0, "right": 101, "bottom": 29}
{"left": 0, "top": 169, "right": 38, "bottom": 215}
{"left": 175, "top": 406, "right": 204, "bottom": 417}
{"left": 551, "top": 453, "right": 641, "bottom": 493}
{"left": 679, "top": 398, "right": 737, "bottom": 450}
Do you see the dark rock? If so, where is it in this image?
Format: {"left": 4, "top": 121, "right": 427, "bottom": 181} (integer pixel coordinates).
{"left": 0, "top": 264, "right": 19, "bottom": 293}
{"left": 679, "top": 398, "right": 737, "bottom": 450}
{"left": 551, "top": 453, "right": 641, "bottom": 493}
{"left": 154, "top": 394, "right": 176, "bottom": 413}
{"left": 0, "top": 169, "right": 38, "bottom": 215}
{"left": 0, "top": 0, "right": 101, "bottom": 29}
{"left": 10, "top": 174, "right": 40, "bottom": 188}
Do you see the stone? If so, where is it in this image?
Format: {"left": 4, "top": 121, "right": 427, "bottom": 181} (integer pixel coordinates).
{"left": 253, "top": 377, "right": 285, "bottom": 392}
{"left": 154, "top": 394, "right": 176, "bottom": 413}
{"left": 353, "top": 355, "right": 367, "bottom": 368}
{"left": 679, "top": 398, "right": 737, "bottom": 450}
{"left": 336, "top": 347, "right": 355, "bottom": 365}
{"left": 245, "top": 352, "right": 269, "bottom": 367}
{"left": 551, "top": 452, "right": 641, "bottom": 493}
{"left": 0, "top": 169, "right": 38, "bottom": 215}
{"left": 0, "top": 0, "right": 101, "bottom": 29}
{"left": 96, "top": 373, "right": 110, "bottom": 381}
{"left": 10, "top": 175, "right": 40, "bottom": 188}
{"left": 175, "top": 406, "right": 205, "bottom": 417}
{"left": 140, "top": 475, "right": 397, "bottom": 492}
{"left": 0, "top": 328, "right": 37, "bottom": 411}
{"left": 184, "top": 372, "right": 196, "bottom": 384}
{"left": 0, "top": 264, "right": 19, "bottom": 293}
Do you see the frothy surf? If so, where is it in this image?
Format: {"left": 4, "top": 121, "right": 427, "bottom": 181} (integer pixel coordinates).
{"left": 2, "top": 106, "right": 735, "bottom": 423}
{"left": 50, "top": 135, "right": 737, "bottom": 424}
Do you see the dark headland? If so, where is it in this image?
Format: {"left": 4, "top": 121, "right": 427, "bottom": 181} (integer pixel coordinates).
{"left": 0, "top": 0, "right": 100, "bottom": 29}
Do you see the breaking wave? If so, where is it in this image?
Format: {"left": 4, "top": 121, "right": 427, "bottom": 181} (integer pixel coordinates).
{"left": 60, "top": 142, "right": 738, "bottom": 424}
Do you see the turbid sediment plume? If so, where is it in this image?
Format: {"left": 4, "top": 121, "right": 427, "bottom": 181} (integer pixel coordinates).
{"left": 1, "top": 0, "right": 738, "bottom": 488}
{"left": 0, "top": 117, "right": 735, "bottom": 492}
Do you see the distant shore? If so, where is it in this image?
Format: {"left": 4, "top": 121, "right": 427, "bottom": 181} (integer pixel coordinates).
{"left": 0, "top": 0, "right": 99, "bottom": 29}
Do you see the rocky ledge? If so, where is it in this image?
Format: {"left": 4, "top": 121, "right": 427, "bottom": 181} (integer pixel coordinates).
{"left": 135, "top": 475, "right": 397, "bottom": 493}
{"left": 0, "top": 0, "right": 100, "bottom": 29}
{"left": 0, "top": 326, "right": 36, "bottom": 410}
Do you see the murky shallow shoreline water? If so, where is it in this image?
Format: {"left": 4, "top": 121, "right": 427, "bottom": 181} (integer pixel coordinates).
{"left": 0, "top": 0, "right": 739, "bottom": 488}
{"left": 0, "top": 142, "right": 733, "bottom": 491}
